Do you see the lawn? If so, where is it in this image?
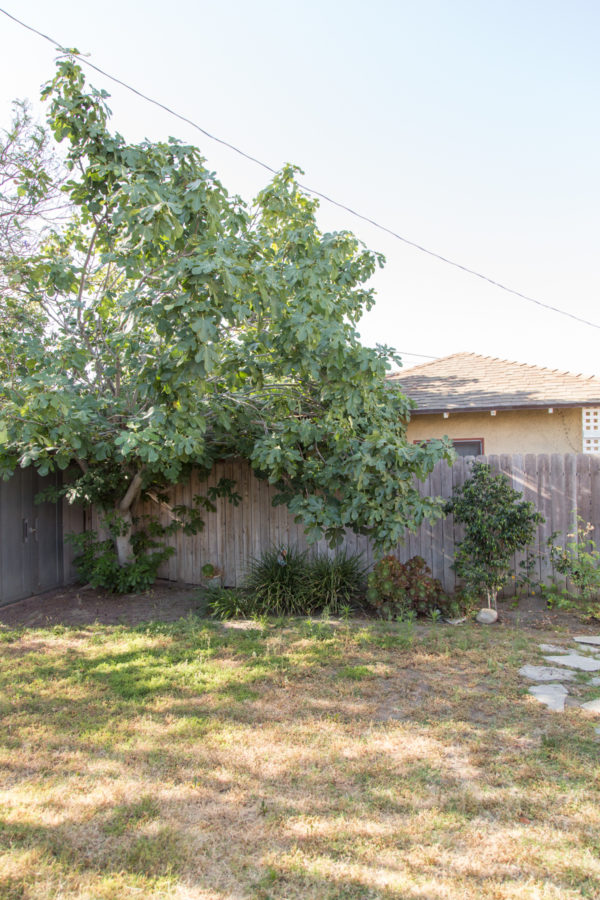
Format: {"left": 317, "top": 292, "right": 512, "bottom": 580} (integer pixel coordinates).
{"left": 1, "top": 614, "right": 599, "bottom": 899}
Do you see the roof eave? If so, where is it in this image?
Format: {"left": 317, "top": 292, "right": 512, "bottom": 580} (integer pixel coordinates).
{"left": 409, "top": 402, "right": 600, "bottom": 415}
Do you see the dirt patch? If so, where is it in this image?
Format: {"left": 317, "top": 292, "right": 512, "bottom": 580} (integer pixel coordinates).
{"left": 0, "top": 581, "right": 593, "bottom": 632}
{"left": 0, "top": 580, "right": 205, "bottom": 628}
{"left": 496, "top": 594, "right": 588, "bottom": 628}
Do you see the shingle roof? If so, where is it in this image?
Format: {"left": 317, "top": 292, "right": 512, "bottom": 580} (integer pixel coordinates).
{"left": 388, "top": 352, "right": 600, "bottom": 414}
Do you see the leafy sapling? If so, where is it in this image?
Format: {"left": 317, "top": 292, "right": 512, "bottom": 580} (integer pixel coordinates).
{"left": 446, "top": 462, "right": 542, "bottom": 608}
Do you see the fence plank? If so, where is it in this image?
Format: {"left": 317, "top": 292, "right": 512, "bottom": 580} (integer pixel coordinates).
{"left": 537, "top": 455, "right": 553, "bottom": 586}
{"left": 548, "top": 454, "right": 566, "bottom": 589}
{"left": 499, "top": 454, "right": 516, "bottom": 596}
{"left": 591, "top": 455, "right": 600, "bottom": 547}
{"left": 449, "top": 456, "right": 469, "bottom": 593}
{"left": 510, "top": 454, "right": 527, "bottom": 596}
{"left": 430, "top": 462, "right": 444, "bottom": 584}
{"left": 564, "top": 453, "right": 578, "bottom": 542}
{"left": 577, "top": 454, "right": 593, "bottom": 559}
{"left": 406, "top": 484, "right": 420, "bottom": 563}
{"left": 520, "top": 454, "right": 540, "bottom": 583}
{"left": 440, "top": 460, "right": 455, "bottom": 593}
{"left": 421, "top": 471, "right": 435, "bottom": 572}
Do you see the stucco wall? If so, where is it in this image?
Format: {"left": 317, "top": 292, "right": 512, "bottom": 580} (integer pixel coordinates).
{"left": 406, "top": 407, "right": 582, "bottom": 455}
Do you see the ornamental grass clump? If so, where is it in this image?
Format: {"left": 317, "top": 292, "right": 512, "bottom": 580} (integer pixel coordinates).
{"left": 242, "top": 546, "right": 316, "bottom": 617}
{"left": 306, "top": 550, "right": 367, "bottom": 614}
{"left": 446, "top": 462, "right": 543, "bottom": 608}
{"left": 207, "top": 546, "right": 367, "bottom": 619}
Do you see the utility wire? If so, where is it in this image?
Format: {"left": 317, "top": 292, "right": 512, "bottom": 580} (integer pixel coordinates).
{"left": 2, "top": 6, "right": 600, "bottom": 333}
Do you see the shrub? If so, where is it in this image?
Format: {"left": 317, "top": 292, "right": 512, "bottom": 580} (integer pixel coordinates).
{"left": 67, "top": 529, "right": 172, "bottom": 593}
{"left": 544, "top": 518, "right": 600, "bottom": 615}
{"left": 446, "top": 462, "right": 542, "bottom": 608}
{"left": 366, "top": 555, "right": 453, "bottom": 619}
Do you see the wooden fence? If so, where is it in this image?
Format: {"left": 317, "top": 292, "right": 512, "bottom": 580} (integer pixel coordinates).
{"left": 126, "top": 453, "right": 600, "bottom": 594}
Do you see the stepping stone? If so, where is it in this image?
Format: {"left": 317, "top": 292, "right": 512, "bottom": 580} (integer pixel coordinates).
{"left": 588, "top": 677, "right": 600, "bottom": 686}
{"left": 529, "top": 683, "right": 568, "bottom": 712}
{"left": 443, "top": 616, "right": 467, "bottom": 626}
{"left": 573, "top": 635, "right": 600, "bottom": 647}
{"left": 519, "top": 665, "right": 575, "bottom": 682}
{"left": 538, "top": 644, "right": 569, "bottom": 653}
{"left": 580, "top": 698, "right": 600, "bottom": 714}
{"left": 543, "top": 653, "right": 600, "bottom": 672}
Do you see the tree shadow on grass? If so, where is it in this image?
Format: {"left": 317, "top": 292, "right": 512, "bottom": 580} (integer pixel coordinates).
{"left": 1, "top": 623, "right": 599, "bottom": 898}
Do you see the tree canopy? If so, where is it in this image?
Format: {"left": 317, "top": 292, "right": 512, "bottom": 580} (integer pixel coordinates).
{"left": 0, "top": 59, "right": 451, "bottom": 573}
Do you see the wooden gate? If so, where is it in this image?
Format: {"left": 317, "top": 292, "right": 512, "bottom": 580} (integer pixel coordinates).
{"left": 0, "top": 468, "right": 64, "bottom": 607}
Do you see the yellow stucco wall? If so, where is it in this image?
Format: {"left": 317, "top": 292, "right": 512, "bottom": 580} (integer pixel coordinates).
{"left": 406, "top": 407, "right": 582, "bottom": 455}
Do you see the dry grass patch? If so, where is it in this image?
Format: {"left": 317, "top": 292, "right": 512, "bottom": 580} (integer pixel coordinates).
{"left": 0, "top": 616, "right": 599, "bottom": 898}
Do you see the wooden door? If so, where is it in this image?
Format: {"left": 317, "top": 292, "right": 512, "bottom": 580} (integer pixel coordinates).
{"left": 0, "top": 469, "right": 63, "bottom": 606}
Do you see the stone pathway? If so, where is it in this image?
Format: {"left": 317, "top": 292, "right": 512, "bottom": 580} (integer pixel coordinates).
{"left": 519, "top": 635, "right": 600, "bottom": 716}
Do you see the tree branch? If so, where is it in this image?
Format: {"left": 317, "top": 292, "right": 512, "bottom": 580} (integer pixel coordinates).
{"left": 119, "top": 469, "right": 145, "bottom": 513}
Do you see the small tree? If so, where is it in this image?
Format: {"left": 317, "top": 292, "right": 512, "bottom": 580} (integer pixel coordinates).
{"left": 0, "top": 59, "right": 452, "bottom": 588}
{"left": 446, "top": 462, "right": 542, "bottom": 608}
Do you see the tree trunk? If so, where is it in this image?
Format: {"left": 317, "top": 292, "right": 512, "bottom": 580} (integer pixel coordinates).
{"left": 115, "top": 508, "right": 135, "bottom": 566}
{"left": 114, "top": 471, "right": 144, "bottom": 567}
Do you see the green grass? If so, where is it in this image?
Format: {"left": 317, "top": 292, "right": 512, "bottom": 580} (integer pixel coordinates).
{"left": 0, "top": 616, "right": 599, "bottom": 898}
{"left": 337, "top": 665, "right": 374, "bottom": 680}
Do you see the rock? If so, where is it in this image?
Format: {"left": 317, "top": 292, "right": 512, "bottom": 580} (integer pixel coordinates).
{"left": 573, "top": 635, "right": 600, "bottom": 647}
{"left": 580, "top": 698, "right": 600, "bottom": 714}
{"left": 443, "top": 616, "right": 467, "bottom": 626}
{"left": 476, "top": 608, "right": 498, "bottom": 624}
{"left": 529, "top": 683, "right": 568, "bottom": 712}
{"left": 588, "top": 677, "right": 600, "bottom": 687}
{"left": 543, "top": 653, "right": 600, "bottom": 672}
{"left": 519, "top": 665, "right": 576, "bottom": 682}
{"left": 538, "top": 644, "right": 569, "bottom": 653}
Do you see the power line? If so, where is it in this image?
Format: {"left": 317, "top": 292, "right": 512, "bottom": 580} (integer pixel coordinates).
{"left": 2, "top": 6, "right": 600, "bottom": 333}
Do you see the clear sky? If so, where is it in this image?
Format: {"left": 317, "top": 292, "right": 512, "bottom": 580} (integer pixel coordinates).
{"left": 1, "top": 1, "right": 599, "bottom": 375}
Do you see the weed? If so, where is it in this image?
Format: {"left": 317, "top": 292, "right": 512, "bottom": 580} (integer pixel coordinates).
{"left": 205, "top": 585, "right": 255, "bottom": 620}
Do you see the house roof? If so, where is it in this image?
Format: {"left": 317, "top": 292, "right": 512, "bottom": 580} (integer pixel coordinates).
{"left": 388, "top": 352, "right": 600, "bottom": 414}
